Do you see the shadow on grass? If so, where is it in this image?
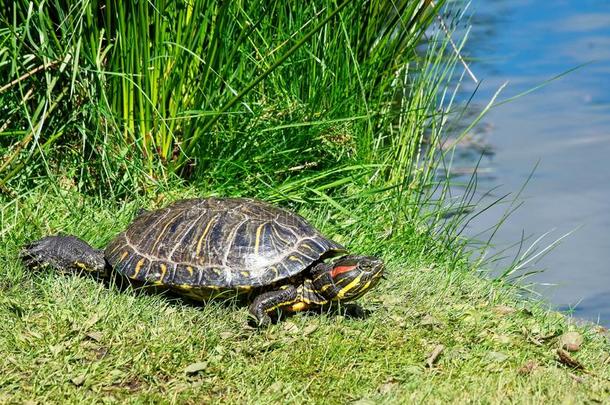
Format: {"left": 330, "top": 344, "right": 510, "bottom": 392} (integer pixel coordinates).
{"left": 33, "top": 268, "right": 375, "bottom": 327}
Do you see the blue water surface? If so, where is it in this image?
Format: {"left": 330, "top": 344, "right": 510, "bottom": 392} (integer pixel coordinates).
{"left": 462, "top": 0, "right": 610, "bottom": 325}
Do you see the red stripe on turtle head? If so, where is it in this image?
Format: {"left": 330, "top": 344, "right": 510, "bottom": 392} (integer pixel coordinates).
{"left": 330, "top": 264, "right": 357, "bottom": 279}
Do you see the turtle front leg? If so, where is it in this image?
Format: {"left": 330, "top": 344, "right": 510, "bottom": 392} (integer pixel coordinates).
{"left": 248, "top": 285, "right": 298, "bottom": 327}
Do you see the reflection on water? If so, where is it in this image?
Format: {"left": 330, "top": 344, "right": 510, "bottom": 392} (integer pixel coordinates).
{"left": 459, "top": 0, "right": 610, "bottom": 325}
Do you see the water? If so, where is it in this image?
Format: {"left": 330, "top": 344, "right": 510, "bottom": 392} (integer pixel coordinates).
{"left": 458, "top": 0, "right": 610, "bottom": 325}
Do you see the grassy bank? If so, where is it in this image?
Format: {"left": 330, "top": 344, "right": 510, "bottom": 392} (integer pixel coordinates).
{"left": 1, "top": 0, "right": 609, "bottom": 403}
{"left": 1, "top": 191, "right": 609, "bottom": 403}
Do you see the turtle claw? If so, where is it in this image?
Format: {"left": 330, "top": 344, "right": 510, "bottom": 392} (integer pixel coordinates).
{"left": 247, "top": 313, "right": 272, "bottom": 328}
{"left": 258, "top": 315, "right": 272, "bottom": 328}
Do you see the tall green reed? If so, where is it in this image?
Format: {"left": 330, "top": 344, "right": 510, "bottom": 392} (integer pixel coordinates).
{"left": 0, "top": 0, "right": 441, "bottom": 196}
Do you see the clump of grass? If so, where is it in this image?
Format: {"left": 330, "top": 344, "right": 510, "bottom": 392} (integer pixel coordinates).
{"left": 0, "top": 0, "right": 440, "bottom": 195}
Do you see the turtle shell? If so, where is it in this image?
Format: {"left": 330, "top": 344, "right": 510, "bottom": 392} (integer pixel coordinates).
{"left": 105, "top": 198, "right": 346, "bottom": 288}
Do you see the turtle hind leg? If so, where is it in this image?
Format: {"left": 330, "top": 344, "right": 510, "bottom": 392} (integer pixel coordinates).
{"left": 21, "top": 235, "right": 107, "bottom": 276}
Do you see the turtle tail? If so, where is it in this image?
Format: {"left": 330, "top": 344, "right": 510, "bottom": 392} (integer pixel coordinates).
{"left": 21, "top": 235, "right": 108, "bottom": 276}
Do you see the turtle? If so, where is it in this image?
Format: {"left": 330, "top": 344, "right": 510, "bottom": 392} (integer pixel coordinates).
{"left": 20, "top": 198, "right": 384, "bottom": 326}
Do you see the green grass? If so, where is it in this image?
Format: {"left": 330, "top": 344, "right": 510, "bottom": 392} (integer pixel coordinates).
{"left": 1, "top": 191, "right": 609, "bottom": 403}
{"left": 0, "top": 0, "right": 440, "bottom": 192}
{"left": 1, "top": 0, "right": 609, "bottom": 403}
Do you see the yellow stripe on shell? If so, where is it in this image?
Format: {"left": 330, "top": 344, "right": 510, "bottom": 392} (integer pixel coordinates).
{"left": 150, "top": 212, "right": 183, "bottom": 253}
{"left": 254, "top": 223, "right": 266, "bottom": 254}
{"left": 106, "top": 243, "right": 122, "bottom": 257}
{"left": 133, "top": 258, "right": 146, "bottom": 278}
{"left": 288, "top": 255, "right": 304, "bottom": 266}
{"left": 195, "top": 217, "right": 216, "bottom": 257}
{"left": 299, "top": 242, "right": 316, "bottom": 252}
{"left": 120, "top": 251, "right": 129, "bottom": 261}
{"left": 270, "top": 223, "right": 290, "bottom": 244}
{"left": 266, "top": 266, "right": 279, "bottom": 280}
{"left": 159, "top": 263, "right": 167, "bottom": 282}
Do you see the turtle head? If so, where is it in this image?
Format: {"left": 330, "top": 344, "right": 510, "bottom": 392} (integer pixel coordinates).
{"left": 313, "top": 255, "right": 384, "bottom": 302}
{"left": 21, "top": 235, "right": 107, "bottom": 275}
